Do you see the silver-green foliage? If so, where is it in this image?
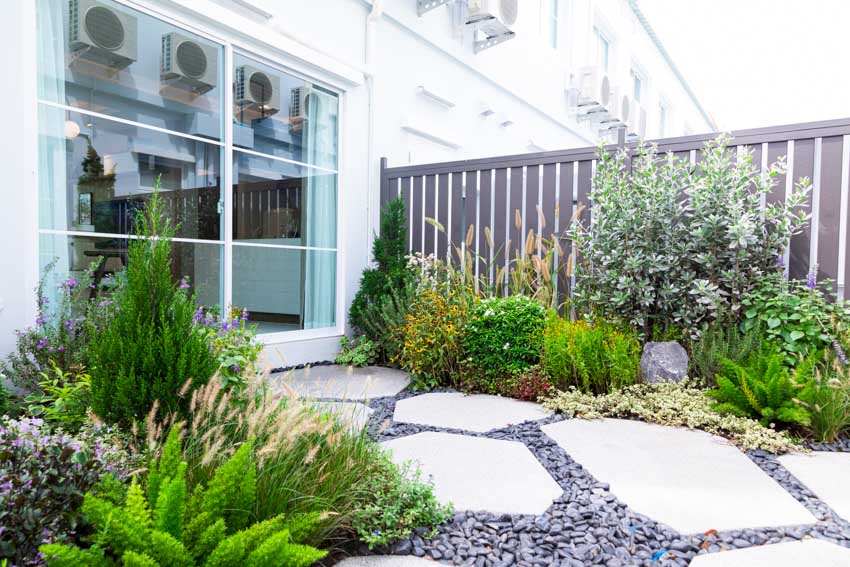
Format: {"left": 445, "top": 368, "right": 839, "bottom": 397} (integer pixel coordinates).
{"left": 572, "top": 136, "right": 811, "bottom": 337}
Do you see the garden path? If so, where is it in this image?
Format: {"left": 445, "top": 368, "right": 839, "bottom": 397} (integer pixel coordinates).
{"left": 271, "top": 365, "right": 850, "bottom": 566}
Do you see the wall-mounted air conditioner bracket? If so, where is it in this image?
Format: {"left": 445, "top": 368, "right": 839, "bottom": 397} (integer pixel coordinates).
{"left": 417, "top": 0, "right": 453, "bottom": 16}
{"left": 470, "top": 17, "right": 515, "bottom": 53}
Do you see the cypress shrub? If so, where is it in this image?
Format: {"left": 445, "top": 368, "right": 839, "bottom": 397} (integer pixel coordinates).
{"left": 88, "top": 182, "right": 217, "bottom": 425}
{"left": 349, "top": 198, "right": 412, "bottom": 342}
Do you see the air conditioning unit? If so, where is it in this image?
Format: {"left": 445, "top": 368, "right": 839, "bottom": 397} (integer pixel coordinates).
{"left": 466, "top": 0, "right": 518, "bottom": 52}
{"left": 288, "top": 86, "right": 315, "bottom": 134}
{"left": 68, "top": 0, "right": 137, "bottom": 70}
{"left": 627, "top": 99, "right": 648, "bottom": 139}
{"left": 161, "top": 32, "right": 217, "bottom": 94}
{"left": 599, "top": 88, "right": 629, "bottom": 132}
{"left": 234, "top": 65, "right": 280, "bottom": 116}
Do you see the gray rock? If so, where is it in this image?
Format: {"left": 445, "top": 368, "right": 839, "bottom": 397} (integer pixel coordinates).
{"left": 640, "top": 342, "right": 689, "bottom": 383}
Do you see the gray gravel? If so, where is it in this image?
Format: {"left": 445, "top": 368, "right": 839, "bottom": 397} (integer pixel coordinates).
{"left": 337, "top": 388, "right": 850, "bottom": 566}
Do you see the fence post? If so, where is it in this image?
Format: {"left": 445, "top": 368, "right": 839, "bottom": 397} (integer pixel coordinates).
{"left": 460, "top": 172, "right": 467, "bottom": 270}
{"left": 379, "top": 157, "right": 389, "bottom": 208}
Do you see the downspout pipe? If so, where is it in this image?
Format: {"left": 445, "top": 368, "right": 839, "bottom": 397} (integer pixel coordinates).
{"left": 365, "top": 0, "right": 383, "bottom": 262}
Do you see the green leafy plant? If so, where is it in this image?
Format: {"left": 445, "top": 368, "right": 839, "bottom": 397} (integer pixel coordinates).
{"left": 542, "top": 316, "right": 641, "bottom": 394}
{"left": 194, "top": 306, "right": 263, "bottom": 392}
{"left": 355, "top": 280, "right": 417, "bottom": 364}
{"left": 572, "top": 137, "right": 811, "bottom": 338}
{"left": 88, "top": 180, "right": 218, "bottom": 425}
{"left": 542, "top": 383, "right": 800, "bottom": 453}
{"left": 461, "top": 295, "right": 547, "bottom": 392}
{"left": 397, "top": 287, "right": 468, "bottom": 390}
{"left": 40, "top": 426, "right": 327, "bottom": 567}
{"left": 707, "top": 343, "right": 812, "bottom": 428}
{"left": 795, "top": 349, "right": 850, "bottom": 443}
{"left": 689, "top": 321, "right": 762, "bottom": 387}
{"left": 349, "top": 198, "right": 414, "bottom": 344}
{"left": 0, "top": 417, "right": 130, "bottom": 563}
{"left": 336, "top": 336, "right": 380, "bottom": 367}
{"left": 24, "top": 362, "right": 91, "bottom": 429}
{"left": 353, "top": 449, "right": 452, "bottom": 549}
{"left": 741, "top": 272, "right": 850, "bottom": 364}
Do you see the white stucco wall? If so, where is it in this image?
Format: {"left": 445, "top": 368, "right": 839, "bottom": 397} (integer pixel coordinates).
{"left": 0, "top": 0, "right": 713, "bottom": 365}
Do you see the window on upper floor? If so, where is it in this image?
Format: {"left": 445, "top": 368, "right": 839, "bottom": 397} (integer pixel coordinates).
{"left": 548, "top": 0, "right": 559, "bottom": 49}
{"left": 631, "top": 69, "right": 643, "bottom": 103}
{"left": 594, "top": 28, "right": 610, "bottom": 73}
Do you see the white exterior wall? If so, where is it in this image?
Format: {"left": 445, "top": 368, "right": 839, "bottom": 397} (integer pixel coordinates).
{"left": 0, "top": 0, "right": 712, "bottom": 366}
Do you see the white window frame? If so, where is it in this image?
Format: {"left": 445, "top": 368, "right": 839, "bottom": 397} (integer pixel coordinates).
{"left": 33, "top": 0, "right": 353, "bottom": 345}
{"left": 658, "top": 97, "right": 669, "bottom": 138}
{"left": 630, "top": 68, "right": 643, "bottom": 103}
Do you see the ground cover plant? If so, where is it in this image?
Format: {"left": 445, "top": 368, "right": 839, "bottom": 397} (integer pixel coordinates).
{"left": 572, "top": 137, "right": 811, "bottom": 337}
{"left": 542, "top": 383, "right": 800, "bottom": 453}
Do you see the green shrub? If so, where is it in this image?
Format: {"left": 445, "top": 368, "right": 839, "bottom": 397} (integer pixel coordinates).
{"left": 349, "top": 198, "right": 413, "bottom": 342}
{"left": 194, "top": 307, "right": 263, "bottom": 392}
{"left": 40, "top": 426, "right": 327, "bottom": 566}
{"left": 461, "top": 296, "right": 546, "bottom": 392}
{"left": 707, "top": 343, "right": 812, "bottom": 428}
{"left": 689, "top": 321, "right": 762, "bottom": 387}
{"left": 155, "top": 374, "right": 447, "bottom": 548}
{"left": 0, "top": 417, "right": 130, "bottom": 563}
{"left": 741, "top": 272, "right": 850, "bottom": 364}
{"left": 542, "top": 316, "right": 640, "bottom": 394}
{"left": 88, "top": 182, "right": 218, "bottom": 425}
{"left": 0, "top": 261, "right": 112, "bottom": 393}
{"left": 353, "top": 449, "right": 452, "bottom": 549}
{"left": 354, "top": 280, "right": 416, "bottom": 364}
{"left": 397, "top": 287, "right": 468, "bottom": 390}
{"left": 795, "top": 349, "right": 850, "bottom": 443}
{"left": 23, "top": 362, "right": 91, "bottom": 429}
{"left": 0, "top": 380, "right": 8, "bottom": 416}
{"left": 336, "top": 336, "right": 380, "bottom": 367}
{"left": 572, "top": 137, "right": 811, "bottom": 337}
{"left": 542, "top": 383, "right": 800, "bottom": 453}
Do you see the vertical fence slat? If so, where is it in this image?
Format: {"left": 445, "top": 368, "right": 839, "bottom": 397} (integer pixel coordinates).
{"left": 424, "top": 174, "right": 437, "bottom": 256}
{"left": 817, "top": 136, "right": 843, "bottom": 284}
{"left": 765, "top": 142, "right": 788, "bottom": 208}
{"left": 494, "top": 168, "right": 509, "bottom": 288}
{"left": 399, "top": 177, "right": 412, "bottom": 251}
{"left": 436, "top": 173, "right": 450, "bottom": 260}
{"left": 525, "top": 164, "right": 540, "bottom": 250}
{"left": 789, "top": 138, "right": 815, "bottom": 280}
{"left": 450, "top": 171, "right": 464, "bottom": 256}
{"left": 840, "top": 135, "right": 850, "bottom": 299}
{"left": 509, "top": 166, "right": 524, "bottom": 266}
{"left": 411, "top": 176, "right": 424, "bottom": 255}
{"left": 477, "top": 169, "right": 493, "bottom": 280}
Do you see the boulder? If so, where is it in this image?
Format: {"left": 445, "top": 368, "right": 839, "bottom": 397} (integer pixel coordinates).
{"left": 640, "top": 341, "right": 689, "bottom": 383}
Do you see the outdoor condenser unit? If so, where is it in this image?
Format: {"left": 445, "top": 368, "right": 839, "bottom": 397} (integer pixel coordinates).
{"left": 161, "top": 32, "right": 218, "bottom": 94}
{"left": 68, "top": 0, "right": 137, "bottom": 70}
{"left": 234, "top": 65, "right": 281, "bottom": 116}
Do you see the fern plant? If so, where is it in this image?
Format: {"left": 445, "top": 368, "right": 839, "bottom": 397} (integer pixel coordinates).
{"left": 707, "top": 343, "right": 813, "bottom": 428}
{"left": 39, "top": 427, "right": 327, "bottom": 567}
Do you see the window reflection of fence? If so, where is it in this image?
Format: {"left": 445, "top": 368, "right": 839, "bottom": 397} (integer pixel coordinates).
{"left": 233, "top": 178, "right": 302, "bottom": 240}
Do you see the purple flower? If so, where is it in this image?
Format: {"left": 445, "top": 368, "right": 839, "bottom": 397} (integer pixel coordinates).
{"left": 230, "top": 364, "right": 241, "bottom": 373}
{"left": 38, "top": 295, "right": 49, "bottom": 305}
{"left": 98, "top": 300, "right": 112, "bottom": 307}
{"left": 35, "top": 316, "right": 44, "bottom": 326}
{"left": 57, "top": 346, "right": 65, "bottom": 353}
{"left": 241, "top": 308, "right": 249, "bottom": 322}
{"left": 775, "top": 255, "right": 784, "bottom": 268}
{"left": 37, "top": 338, "right": 48, "bottom": 350}
{"left": 807, "top": 269, "right": 817, "bottom": 290}
{"left": 179, "top": 276, "right": 190, "bottom": 290}
{"left": 64, "top": 278, "right": 77, "bottom": 289}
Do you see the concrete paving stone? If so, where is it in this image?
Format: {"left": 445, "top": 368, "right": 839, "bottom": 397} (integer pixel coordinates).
{"left": 393, "top": 392, "right": 549, "bottom": 432}
{"left": 270, "top": 365, "right": 410, "bottom": 400}
{"left": 541, "top": 418, "right": 815, "bottom": 533}
{"left": 335, "top": 557, "right": 440, "bottom": 567}
{"left": 779, "top": 451, "right": 850, "bottom": 522}
{"left": 382, "top": 431, "right": 562, "bottom": 515}
{"left": 309, "top": 401, "right": 374, "bottom": 432}
{"left": 689, "top": 539, "right": 850, "bottom": 567}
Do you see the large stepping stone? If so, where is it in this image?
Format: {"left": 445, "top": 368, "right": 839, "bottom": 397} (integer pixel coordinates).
{"left": 383, "top": 432, "right": 562, "bottom": 515}
{"left": 309, "top": 401, "right": 373, "bottom": 432}
{"left": 779, "top": 452, "right": 850, "bottom": 522}
{"left": 689, "top": 539, "right": 850, "bottom": 566}
{"left": 336, "top": 557, "right": 438, "bottom": 567}
{"left": 394, "top": 392, "right": 548, "bottom": 432}
{"left": 270, "top": 365, "right": 409, "bottom": 400}
{"left": 541, "top": 418, "right": 814, "bottom": 533}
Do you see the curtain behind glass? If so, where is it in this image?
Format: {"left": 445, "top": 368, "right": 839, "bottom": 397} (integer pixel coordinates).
{"left": 302, "top": 91, "right": 337, "bottom": 329}
{"left": 36, "top": 0, "right": 69, "bottom": 293}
